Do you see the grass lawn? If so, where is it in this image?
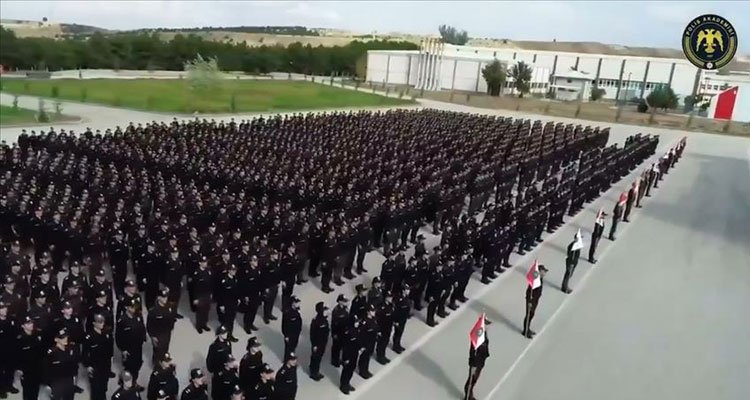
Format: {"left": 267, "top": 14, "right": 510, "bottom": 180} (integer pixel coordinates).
{"left": 0, "top": 104, "right": 40, "bottom": 125}
{"left": 0, "top": 79, "right": 413, "bottom": 113}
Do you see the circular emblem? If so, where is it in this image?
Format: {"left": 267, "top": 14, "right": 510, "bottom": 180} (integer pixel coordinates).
{"left": 476, "top": 328, "right": 484, "bottom": 337}
{"left": 683, "top": 14, "right": 738, "bottom": 70}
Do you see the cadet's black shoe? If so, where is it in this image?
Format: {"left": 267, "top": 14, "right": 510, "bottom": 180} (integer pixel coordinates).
{"left": 268, "top": 315, "right": 278, "bottom": 321}
{"left": 518, "top": 251, "right": 526, "bottom": 255}
{"left": 201, "top": 326, "right": 211, "bottom": 332}
{"left": 334, "top": 280, "right": 345, "bottom": 286}
{"left": 136, "top": 385, "right": 145, "bottom": 392}
{"left": 8, "top": 387, "right": 19, "bottom": 395}
{"left": 0, "top": 391, "right": 7, "bottom": 399}
{"left": 504, "top": 262, "right": 512, "bottom": 268}
{"left": 393, "top": 345, "right": 405, "bottom": 354}
{"left": 459, "top": 296, "right": 469, "bottom": 302}
{"left": 322, "top": 287, "right": 334, "bottom": 293}
{"left": 197, "top": 327, "right": 204, "bottom": 334}
{"left": 332, "top": 361, "right": 341, "bottom": 368}
{"left": 309, "top": 272, "right": 320, "bottom": 277}
{"left": 175, "top": 313, "right": 184, "bottom": 319}
{"left": 589, "top": 258, "right": 597, "bottom": 264}
{"left": 311, "top": 373, "right": 324, "bottom": 381}
{"left": 74, "top": 385, "right": 84, "bottom": 394}
{"left": 357, "top": 268, "right": 368, "bottom": 274}
{"left": 376, "top": 356, "right": 391, "bottom": 365}
{"left": 427, "top": 320, "right": 437, "bottom": 327}
{"left": 359, "top": 371, "right": 373, "bottom": 379}
{"left": 296, "top": 278, "right": 308, "bottom": 284}
{"left": 481, "top": 277, "right": 491, "bottom": 284}
{"left": 623, "top": 219, "right": 630, "bottom": 223}
{"left": 490, "top": 273, "right": 499, "bottom": 279}
{"left": 348, "top": 385, "right": 356, "bottom": 392}
{"left": 340, "top": 386, "right": 350, "bottom": 395}
{"left": 563, "top": 288, "right": 572, "bottom": 294}
{"left": 343, "top": 273, "right": 356, "bottom": 280}
{"left": 109, "top": 371, "right": 117, "bottom": 378}
{"left": 448, "top": 303, "right": 459, "bottom": 311}
{"left": 437, "top": 311, "right": 449, "bottom": 318}
{"left": 263, "top": 318, "right": 270, "bottom": 324}
{"left": 229, "top": 336, "right": 239, "bottom": 343}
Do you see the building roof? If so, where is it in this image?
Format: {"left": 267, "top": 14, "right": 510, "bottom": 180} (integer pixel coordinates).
{"left": 552, "top": 69, "right": 593, "bottom": 80}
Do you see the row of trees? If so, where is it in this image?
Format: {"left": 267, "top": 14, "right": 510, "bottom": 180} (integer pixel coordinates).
{"left": 0, "top": 28, "right": 417, "bottom": 77}
{"left": 438, "top": 24, "right": 469, "bottom": 45}
{"left": 128, "top": 26, "right": 319, "bottom": 35}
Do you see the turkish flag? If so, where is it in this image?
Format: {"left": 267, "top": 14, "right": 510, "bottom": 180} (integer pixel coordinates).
{"left": 469, "top": 312, "right": 486, "bottom": 349}
{"left": 618, "top": 192, "right": 628, "bottom": 207}
{"left": 526, "top": 259, "right": 541, "bottom": 289}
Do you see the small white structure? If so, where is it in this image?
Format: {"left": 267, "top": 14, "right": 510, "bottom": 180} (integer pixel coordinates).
{"left": 551, "top": 69, "right": 594, "bottom": 101}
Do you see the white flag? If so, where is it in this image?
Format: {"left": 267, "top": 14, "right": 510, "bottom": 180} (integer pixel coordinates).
{"left": 572, "top": 228, "right": 585, "bottom": 251}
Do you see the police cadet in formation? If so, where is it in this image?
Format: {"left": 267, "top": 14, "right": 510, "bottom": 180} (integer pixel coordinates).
{"left": 350, "top": 284, "right": 368, "bottom": 321}
{"left": 561, "top": 231, "right": 582, "bottom": 294}
{"left": 330, "top": 294, "right": 350, "bottom": 368}
{"left": 216, "top": 264, "right": 240, "bottom": 342}
{"left": 206, "top": 325, "right": 232, "bottom": 374}
{"left": 262, "top": 250, "right": 282, "bottom": 324}
{"left": 180, "top": 368, "right": 208, "bottom": 400}
{"left": 112, "top": 371, "right": 141, "bottom": 400}
{"left": 88, "top": 289, "right": 114, "bottom": 331}
{"left": 147, "top": 353, "right": 178, "bottom": 400}
{"left": 191, "top": 256, "right": 213, "bottom": 333}
{"left": 241, "top": 254, "right": 262, "bottom": 333}
{"left": 358, "top": 305, "right": 378, "bottom": 380}
{"left": 15, "top": 316, "right": 45, "bottom": 400}
{"left": 523, "top": 265, "right": 548, "bottom": 339}
{"left": 117, "top": 280, "right": 143, "bottom": 319}
{"left": 116, "top": 297, "right": 147, "bottom": 391}
{"left": 391, "top": 284, "right": 412, "bottom": 354}
{"left": 252, "top": 364, "right": 276, "bottom": 400}
{"left": 309, "top": 301, "right": 330, "bottom": 381}
{"left": 83, "top": 314, "right": 114, "bottom": 400}
{"left": 609, "top": 193, "right": 627, "bottom": 241}
{"left": 212, "top": 354, "right": 239, "bottom": 400}
{"left": 589, "top": 209, "right": 606, "bottom": 264}
{"left": 282, "top": 295, "right": 302, "bottom": 361}
{"left": 45, "top": 328, "right": 77, "bottom": 400}
{"left": 0, "top": 302, "right": 19, "bottom": 399}
{"left": 375, "top": 292, "right": 395, "bottom": 364}
{"left": 147, "top": 288, "right": 177, "bottom": 365}
{"left": 274, "top": 353, "right": 299, "bottom": 400}
{"left": 623, "top": 182, "right": 637, "bottom": 222}
{"left": 240, "top": 337, "right": 264, "bottom": 394}
{"left": 339, "top": 317, "right": 361, "bottom": 395}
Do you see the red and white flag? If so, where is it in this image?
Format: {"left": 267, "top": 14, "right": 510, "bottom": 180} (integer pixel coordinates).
{"left": 618, "top": 192, "right": 628, "bottom": 207}
{"left": 526, "top": 259, "right": 541, "bottom": 289}
{"left": 595, "top": 208, "right": 605, "bottom": 226}
{"left": 469, "top": 313, "right": 486, "bottom": 349}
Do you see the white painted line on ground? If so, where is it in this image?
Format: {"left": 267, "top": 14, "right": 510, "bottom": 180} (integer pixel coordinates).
{"left": 483, "top": 139, "right": 680, "bottom": 400}
{"left": 349, "top": 138, "right": 677, "bottom": 400}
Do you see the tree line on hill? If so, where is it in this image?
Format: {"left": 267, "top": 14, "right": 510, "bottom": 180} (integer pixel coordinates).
{"left": 128, "top": 26, "right": 319, "bottom": 35}
{"left": 0, "top": 28, "right": 417, "bottom": 77}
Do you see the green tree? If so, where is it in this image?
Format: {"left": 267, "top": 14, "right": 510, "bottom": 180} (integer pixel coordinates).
{"left": 184, "top": 54, "right": 222, "bottom": 92}
{"left": 438, "top": 25, "right": 469, "bottom": 45}
{"left": 481, "top": 60, "right": 506, "bottom": 96}
{"left": 509, "top": 61, "right": 533, "bottom": 98}
{"left": 646, "top": 85, "right": 679, "bottom": 111}
{"left": 590, "top": 87, "right": 606, "bottom": 101}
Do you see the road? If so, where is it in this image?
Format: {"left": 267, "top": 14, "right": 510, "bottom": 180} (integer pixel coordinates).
{"left": 2, "top": 94, "right": 748, "bottom": 400}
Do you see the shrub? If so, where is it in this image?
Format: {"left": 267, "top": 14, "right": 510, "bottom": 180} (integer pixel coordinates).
{"left": 230, "top": 93, "right": 237, "bottom": 113}
{"left": 51, "top": 86, "right": 59, "bottom": 98}
{"left": 37, "top": 99, "right": 49, "bottom": 122}
{"left": 12, "top": 95, "right": 19, "bottom": 109}
{"left": 637, "top": 101, "right": 648, "bottom": 113}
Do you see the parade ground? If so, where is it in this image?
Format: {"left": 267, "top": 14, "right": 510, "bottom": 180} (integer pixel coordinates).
{"left": 1, "top": 92, "right": 749, "bottom": 400}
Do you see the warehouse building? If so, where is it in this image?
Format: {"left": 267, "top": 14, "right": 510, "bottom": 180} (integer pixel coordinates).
{"left": 366, "top": 39, "right": 747, "bottom": 104}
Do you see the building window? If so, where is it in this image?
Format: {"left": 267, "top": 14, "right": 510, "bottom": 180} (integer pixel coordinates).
{"left": 567, "top": 78, "right": 572, "bottom": 83}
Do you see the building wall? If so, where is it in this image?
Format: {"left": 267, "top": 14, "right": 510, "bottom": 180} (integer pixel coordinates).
{"left": 367, "top": 46, "right": 705, "bottom": 100}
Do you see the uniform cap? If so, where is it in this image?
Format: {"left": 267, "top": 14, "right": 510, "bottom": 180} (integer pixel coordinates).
{"left": 190, "top": 368, "right": 204, "bottom": 380}
{"left": 35, "top": 290, "right": 47, "bottom": 298}
{"left": 158, "top": 288, "right": 170, "bottom": 298}
{"left": 68, "top": 279, "right": 80, "bottom": 288}
{"left": 262, "top": 364, "right": 274, "bottom": 374}
{"left": 315, "top": 301, "right": 328, "bottom": 313}
{"left": 247, "top": 336, "right": 261, "bottom": 350}
{"left": 156, "top": 389, "right": 168, "bottom": 399}
{"left": 4, "top": 275, "right": 15, "bottom": 284}
{"left": 162, "top": 352, "right": 173, "bottom": 362}
{"left": 93, "top": 314, "right": 106, "bottom": 323}
{"left": 287, "top": 352, "right": 297, "bottom": 360}
{"left": 62, "top": 300, "right": 73, "bottom": 309}
{"left": 336, "top": 294, "right": 349, "bottom": 303}
{"left": 200, "top": 256, "right": 208, "bottom": 262}
{"left": 228, "top": 264, "right": 238, "bottom": 270}
{"left": 95, "top": 269, "right": 106, "bottom": 277}
{"left": 125, "top": 279, "right": 136, "bottom": 287}
{"left": 21, "top": 315, "right": 34, "bottom": 325}
{"left": 121, "top": 371, "right": 133, "bottom": 383}
{"left": 355, "top": 284, "right": 367, "bottom": 292}
{"left": 368, "top": 304, "right": 376, "bottom": 312}
{"left": 539, "top": 265, "right": 549, "bottom": 272}
{"left": 55, "top": 328, "right": 69, "bottom": 339}
{"left": 0, "top": 301, "right": 6, "bottom": 309}
{"left": 290, "top": 296, "right": 301, "bottom": 304}
{"left": 372, "top": 276, "right": 381, "bottom": 284}
{"left": 232, "top": 385, "right": 243, "bottom": 395}
{"left": 217, "top": 325, "right": 229, "bottom": 335}
{"left": 126, "top": 297, "right": 139, "bottom": 308}
{"left": 96, "top": 290, "right": 107, "bottom": 298}
{"left": 225, "top": 353, "right": 236, "bottom": 363}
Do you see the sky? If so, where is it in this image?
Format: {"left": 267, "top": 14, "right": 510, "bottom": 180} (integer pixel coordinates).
{"left": 1, "top": 0, "right": 748, "bottom": 54}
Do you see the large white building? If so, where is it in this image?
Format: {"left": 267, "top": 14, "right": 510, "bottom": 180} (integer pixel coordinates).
{"left": 366, "top": 40, "right": 747, "bottom": 102}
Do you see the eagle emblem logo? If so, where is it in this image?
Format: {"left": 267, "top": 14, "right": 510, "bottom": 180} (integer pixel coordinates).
{"left": 683, "top": 14, "right": 738, "bottom": 70}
